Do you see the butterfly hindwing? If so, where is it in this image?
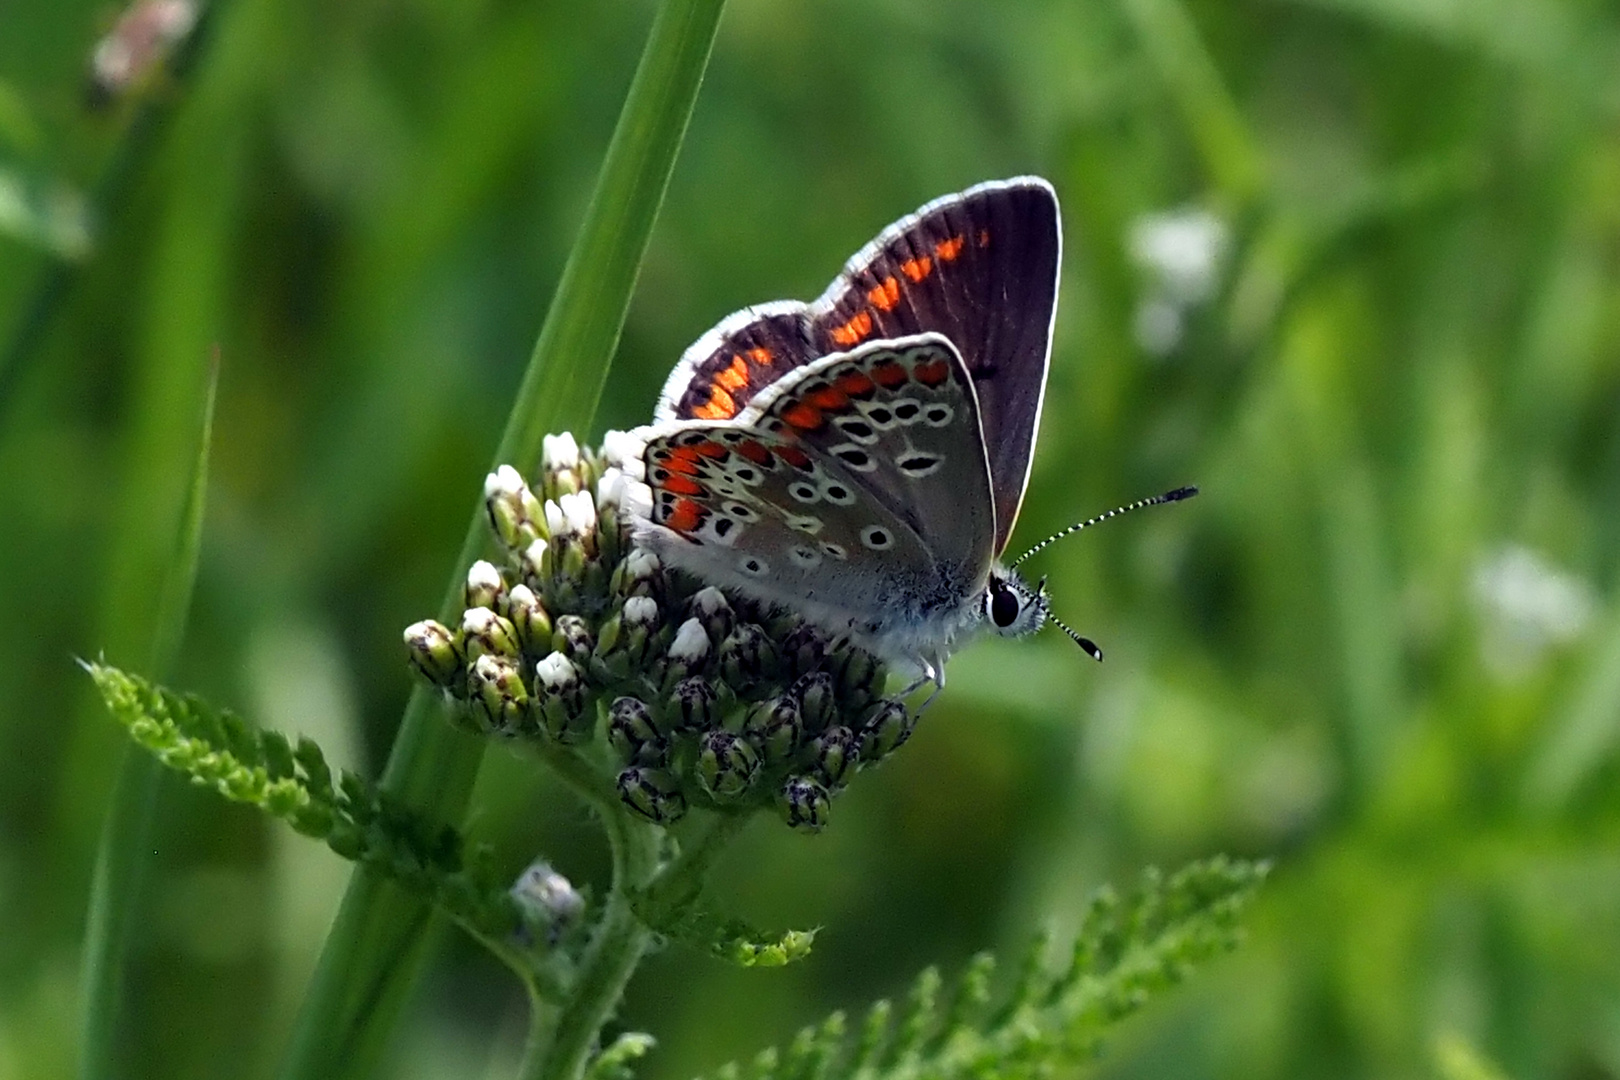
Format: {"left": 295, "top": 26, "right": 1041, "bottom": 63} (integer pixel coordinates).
{"left": 742, "top": 334, "right": 996, "bottom": 591}
{"left": 636, "top": 336, "right": 996, "bottom": 646}
{"left": 655, "top": 178, "right": 1059, "bottom": 554}
{"left": 638, "top": 424, "right": 937, "bottom": 643}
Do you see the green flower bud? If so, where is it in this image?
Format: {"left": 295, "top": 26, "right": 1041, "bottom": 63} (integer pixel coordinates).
{"left": 617, "top": 767, "right": 686, "bottom": 825}
{"left": 718, "top": 623, "right": 777, "bottom": 691}
{"left": 484, "top": 464, "right": 547, "bottom": 552}
{"left": 506, "top": 584, "right": 553, "bottom": 655}
{"left": 461, "top": 607, "right": 519, "bottom": 662}
{"left": 778, "top": 776, "right": 830, "bottom": 832}
{"left": 744, "top": 694, "right": 802, "bottom": 764}
{"left": 464, "top": 559, "right": 506, "bottom": 613}
{"left": 611, "top": 548, "right": 663, "bottom": 602}
{"left": 810, "top": 725, "right": 857, "bottom": 788}
{"left": 792, "top": 671, "right": 836, "bottom": 734}
{"left": 541, "top": 433, "right": 585, "bottom": 498}
{"left": 666, "top": 676, "right": 719, "bottom": 734}
{"left": 533, "top": 652, "right": 589, "bottom": 743}
{"left": 696, "top": 730, "right": 760, "bottom": 801}
{"left": 607, "top": 696, "right": 665, "bottom": 765}
{"left": 779, "top": 622, "right": 827, "bottom": 677}
{"left": 467, "top": 653, "right": 530, "bottom": 734}
{"left": 832, "top": 645, "right": 884, "bottom": 706}
{"left": 403, "top": 619, "right": 462, "bottom": 689}
{"left": 688, "top": 586, "right": 735, "bottom": 641}
{"left": 592, "top": 596, "right": 659, "bottom": 680}
{"left": 858, "top": 698, "right": 915, "bottom": 763}
{"left": 551, "top": 614, "right": 595, "bottom": 668}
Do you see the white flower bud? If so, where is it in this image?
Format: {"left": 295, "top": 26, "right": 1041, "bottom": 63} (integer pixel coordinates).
{"left": 543, "top": 499, "right": 566, "bottom": 537}
{"left": 622, "top": 595, "right": 659, "bottom": 628}
{"left": 484, "top": 463, "right": 526, "bottom": 501}
{"left": 599, "top": 429, "right": 646, "bottom": 478}
{"left": 533, "top": 650, "right": 580, "bottom": 691}
{"left": 596, "top": 467, "right": 625, "bottom": 510}
{"left": 541, "top": 432, "right": 582, "bottom": 472}
{"left": 558, "top": 490, "right": 597, "bottom": 536}
{"left": 669, "top": 617, "right": 711, "bottom": 662}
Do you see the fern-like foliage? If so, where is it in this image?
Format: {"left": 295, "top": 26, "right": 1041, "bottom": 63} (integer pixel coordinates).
{"left": 694, "top": 857, "right": 1267, "bottom": 1080}
{"left": 85, "top": 662, "right": 529, "bottom": 941}
{"left": 631, "top": 891, "right": 817, "bottom": 967}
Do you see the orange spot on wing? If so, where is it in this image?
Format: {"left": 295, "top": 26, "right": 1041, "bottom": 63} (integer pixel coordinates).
{"left": 667, "top": 498, "right": 704, "bottom": 533}
{"left": 782, "top": 402, "right": 824, "bottom": 430}
{"left": 913, "top": 358, "right": 950, "bottom": 387}
{"left": 835, "top": 371, "right": 876, "bottom": 397}
{"left": 716, "top": 355, "right": 749, "bottom": 391}
{"left": 664, "top": 452, "right": 700, "bottom": 475}
{"left": 735, "top": 439, "right": 772, "bottom": 466}
{"left": 662, "top": 474, "right": 704, "bottom": 496}
{"left": 830, "top": 311, "right": 873, "bottom": 346}
{"left": 900, "top": 256, "right": 933, "bottom": 282}
{"left": 867, "top": 277, "right": 900, "bottom": 311}
{"left": 746, "top": 347, "right": 773, "bottom": 366}
{"left": 692, "top": 441, "right": 728, "bottom": 459}
{"left": 806, "top": 386, "right": 850, "bottom": 411}
{"left": 694, "top": 386, "right": 737, "bottom": 420}
{"left": 935, "top": 235, "right": 964, "bottom": 261}
{"left": 870, "top": 361, "right": 908, "bottom": 388}
{"left": 776, "top": 444, "right": 812, "bottom": 469}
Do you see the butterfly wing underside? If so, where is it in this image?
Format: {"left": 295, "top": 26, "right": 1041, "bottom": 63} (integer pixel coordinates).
{"left": 636, "top": 336, "right": 996, "bottom": 653}
{"left": 654, "top": 178, "right": 1059, "bottom": 554}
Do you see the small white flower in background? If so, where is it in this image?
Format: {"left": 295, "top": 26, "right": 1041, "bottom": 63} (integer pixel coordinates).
{"left": 1129, "top": 207, "right": 1229, "bottom": 305}
{"left": 1127, "top": 205, "right": 1230, "bottom": 356}
{"left": 541, "top": 432, "right": 582, "bottom": 473}
{"left": 1473, "top": 545, "right": 1596, "bottom": 678}
{"left": 622, "top": 596, "right": 660, "bottom": 627}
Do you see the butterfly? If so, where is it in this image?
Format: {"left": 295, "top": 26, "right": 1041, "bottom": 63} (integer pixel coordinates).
{"left": 623, "top": 178, "right": 1192, "bottom": 690}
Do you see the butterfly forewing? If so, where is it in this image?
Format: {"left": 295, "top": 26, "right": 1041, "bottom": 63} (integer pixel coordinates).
{"left": 656, "top": 179, "right": 1059, "bottom": 553}
{"left": 637, "top": 337, "right": 997, "bottom": 650}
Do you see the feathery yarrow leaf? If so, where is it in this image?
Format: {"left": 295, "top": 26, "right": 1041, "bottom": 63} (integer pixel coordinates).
{"left": 84, "top": 662, "right": 530, "bottom": 941}
{"left": 589, "top": 1032, "right": 658, "bottom": 1080}
{"left": 631, "top": 891, "right": 817, "bottom": 967}
{"left": 690, "top": 857, "right": 1267, "bottom": 1080}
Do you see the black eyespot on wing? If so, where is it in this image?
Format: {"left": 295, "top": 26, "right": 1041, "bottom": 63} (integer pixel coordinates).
{"left": 991, "top": 586, "right": 1019, "bottom": 628}
{"left": 894, "top": 402, "right": 920, "bottom": 421}
{"left": 836, "top": 448, "right": 871, "bottom": 468}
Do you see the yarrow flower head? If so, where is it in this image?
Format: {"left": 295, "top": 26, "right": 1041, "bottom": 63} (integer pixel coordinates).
{"left": 401, "top": 433, "right": 924, "bottom": 832}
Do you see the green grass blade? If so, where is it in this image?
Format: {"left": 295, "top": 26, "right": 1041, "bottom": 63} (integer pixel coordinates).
{"left": 78, "top": 353, "right": 218, "bottom": 1080}
{"left": 279, "top": 2, "right": 728, "bottom": 1076}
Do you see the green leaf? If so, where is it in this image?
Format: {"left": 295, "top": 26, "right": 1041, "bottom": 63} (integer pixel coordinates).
{"left": 631, "top": 892, "right": 817, "bottom": 968}
{"left": 78, "top": 354, "right": 216, "bottom": 1080}
{"left": 85, "top": 664, "right": 526, "bottom": 945}
{"left": 587, "top": 1032, "right": 657, "bottom": 1080}
{"left": 690, "top": 857, "right": 1268, "bottom": 1080}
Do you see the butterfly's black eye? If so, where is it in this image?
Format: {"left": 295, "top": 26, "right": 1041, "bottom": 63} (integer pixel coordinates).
{"left": 990, "top": 585, "right": 1020, "bottom": 628}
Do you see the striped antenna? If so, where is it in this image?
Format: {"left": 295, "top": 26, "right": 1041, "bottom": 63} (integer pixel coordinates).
{"left": 1044, "top": 604, "right": 1104, "bottom": 662}
{"left": 1011, "top": 486, "right": 1198, "bottom": 568}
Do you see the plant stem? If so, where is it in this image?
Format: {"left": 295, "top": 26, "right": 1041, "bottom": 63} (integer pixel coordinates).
{"left": 280, "top": 0, "right": 727, "bottom": 1074}
{"left": 522, "top": 812, "right": 662, "bottom": 1080}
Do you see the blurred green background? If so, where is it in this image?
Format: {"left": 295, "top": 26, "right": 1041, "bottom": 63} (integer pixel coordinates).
{"left": 4, "top": 0, "right": 1620, "bottom": 1077}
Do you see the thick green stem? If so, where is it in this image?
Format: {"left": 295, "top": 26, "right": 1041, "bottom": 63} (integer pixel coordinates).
{"left": 279, "top": 0, "right": 727, "bottom": 1074}
{"left": 523, "top": 813, "right": 661, "bottom": 1080}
